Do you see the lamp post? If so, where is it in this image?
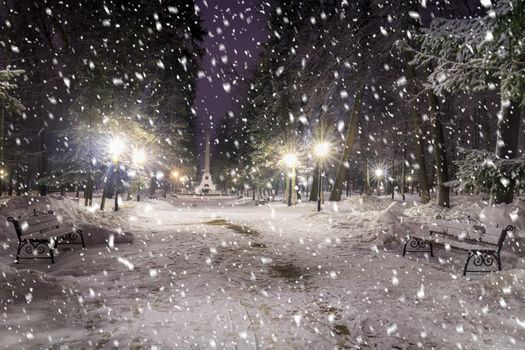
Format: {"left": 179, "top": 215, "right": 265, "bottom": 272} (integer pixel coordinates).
{"left": 109, "top": 137, "right": 125, "bottom": 211}
{"left": 170, "top": 169, "right": 179, "bottom": 194}
{"left": 314, "top": 141, "right": 330, "bottom": 211}
{"left": 132, "top": 148, "right": 146, "bottom": 201}
{"left": 283, "top": 153, "right": 298, "bottom": 207}
{"left": 407, "top": 175, "right": 413, "bottom": 195}
{"left": 375, "top": 168, "right": 383, "bottom": 196}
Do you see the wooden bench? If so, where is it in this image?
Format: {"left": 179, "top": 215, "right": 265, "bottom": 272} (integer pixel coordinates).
{"left": 402, "top": 215, "right": 514, "bottom": 276}
{"left": 7, "top": 209, "right": 85, "bottom": 264}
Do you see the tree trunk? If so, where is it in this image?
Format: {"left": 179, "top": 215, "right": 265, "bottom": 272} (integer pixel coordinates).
{"left": 100, "top": 178, "right": 108, "bottom": 211}
{"left": 329, "top": 85, "right": 364, "bottom": 201}
{"left": 391, "top": 156, "right": 395, "bottom": 200}
{"left": 309, "top": 165, "right": 320, "bottom": 201}
{"left": 428, "top": 91, "right": 450, "bottom": 207}
{"left": 365, "top": 154, "right": 371, "bottom": 195}
{"left": 346, "top": 167, "right": 351, "bottom": 197}
{"left": 15, "top": 171, "right": 21, "bottom": 196}
{"left": 0, "top": 108, "right": 4, "bottom": 175}
{"left": 84, "top": 181, "right": 90, "bottom": 206}
{"left": 403, "top": 49, "right": 430, "bottom": 203}
{"left": 149, "top": 176, "right": 157, "bottom": 197}
{"left": 8, "top": 169, "right": 13, "bottom": 196}
{"left": 38, "top": 129, "right": 48, "bottom": 196}
{"left": 401, "top": 122, "right": 407, "bottom": 202}
{"left": 491, "top": 99, "right": 522, "bottom": 204}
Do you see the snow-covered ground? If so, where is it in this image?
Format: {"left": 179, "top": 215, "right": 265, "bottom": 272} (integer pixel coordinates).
{"left": 1, "top": 194, "right": 524, "bottom": 349}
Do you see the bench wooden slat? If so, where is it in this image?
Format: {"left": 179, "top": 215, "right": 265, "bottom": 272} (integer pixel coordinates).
{"left": 21, "top": 225, "right": 76, "bottom": 240}
{"left": 429, "top": 220, "right": 502, "bottom": 245}
{"left": 415, "top": 232, "right": 498, "bottom": 251}
{"left": 21, "top": 220, "right": 62, "bottom": 235}
{"left": 24, "top": 215, "right": 59, "bottom": 225}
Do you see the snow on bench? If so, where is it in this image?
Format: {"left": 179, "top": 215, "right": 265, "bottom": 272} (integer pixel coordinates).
{"left": 402, "top": 215, "right": 514, "bottom": 276}
{"left": 8, "top": 209, "right": 85, "bottom": 264}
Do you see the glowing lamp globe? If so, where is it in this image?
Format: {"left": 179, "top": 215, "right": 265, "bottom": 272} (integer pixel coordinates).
{"left": 314, "top": 142, "right": 330, "bottom": 158}
{"left": 109, "top": 137, "right": 125, "bottom": 162}
{"left": 132, "top": 148, "right": 146, "bottom": 166}
{"left": 283, "top": 153, "right": 298, "bottom": 167}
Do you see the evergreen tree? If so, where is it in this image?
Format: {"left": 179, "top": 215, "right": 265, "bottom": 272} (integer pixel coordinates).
{"left": 416, "top": 0, "right": 524, "bottom": 204}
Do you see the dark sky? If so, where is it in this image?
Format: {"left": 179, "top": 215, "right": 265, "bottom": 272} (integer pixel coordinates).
{"left": 195, "top": 0, "right": 267, "bottom": 146}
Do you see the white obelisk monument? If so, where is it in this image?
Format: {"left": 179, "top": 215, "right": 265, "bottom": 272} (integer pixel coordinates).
{"left": 196, "top": 130, "right": 216, "bottom": 194}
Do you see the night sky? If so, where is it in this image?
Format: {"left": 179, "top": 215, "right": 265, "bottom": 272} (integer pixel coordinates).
{"left": 195, "top": 0, "right": 267, "bottom": 145}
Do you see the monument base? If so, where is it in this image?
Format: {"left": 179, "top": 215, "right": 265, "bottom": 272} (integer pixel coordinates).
{"left": 195, "top": 172, "right": 216, "bottom": 195}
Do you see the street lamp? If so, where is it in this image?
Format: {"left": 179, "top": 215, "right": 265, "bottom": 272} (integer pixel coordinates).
{"left": 132, "top": 148, "right": 146, "bottom": 201}
{"left": 314, "top": 141, "right": 330, "bottom": 211}
{"left": 282, "top": 153, "right": 299, "bottom": 206}
{"left": 375, "top": 168, "right": 383, "bottom": 196}
{"left": 109, "top": 137, "right": 125, "bottom": 163}
{"left": 109, "top": 136, "right": 125, "bottom": 211}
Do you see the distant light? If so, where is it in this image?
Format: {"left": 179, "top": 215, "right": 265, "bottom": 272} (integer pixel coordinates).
{"left": 375, "top": 168, "right": 383, "bottom": 177}
{"left": 407, "top": 176, "right": 413, "bottom": 182}
{"left": 283, "top": 153, "right": 299, "bottom": 167}
{"left": 109, "top": 137, "right": 125, "bottom": 162}
{"left": 132, "top": 148, "right": 146, "bottom": 165}
{"left": 314, "top": 142, "right": 330, "bottom": 158}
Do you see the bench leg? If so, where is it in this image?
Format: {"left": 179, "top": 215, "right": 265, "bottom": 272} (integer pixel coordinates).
{"left": 403, "top": 236, "right": 433, "bottom": 257}
{"left": 463, "top": 250, "right": 499, "bottom": 276}
{"left": 58, "top": 230, "right": 85, "bottom": 248}
{"left": 16, "top": 239, "right": 55, "bottom": 264}
{"left": 78, "top": 229, "right": 86, "bottom": 248}
{"left": 15, "top": 241, "right": 24, "bottom": 263}
{"left": 463, "top": 251, "right": 474, "bottom": 276}
{"left": 49, "top": 240, "right": 55, "bottom": 264}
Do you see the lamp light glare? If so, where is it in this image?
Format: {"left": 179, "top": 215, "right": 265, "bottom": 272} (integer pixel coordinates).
{"left": 314, "top": 142, "right": 330, "bottom": 158}
{"left": 283, "top": 153, "right": 299, "bottom": 167}
{"left": 132, "top": 148, "right": 146, "bottom": 165}
{"left": 109, "top": 137, "right": 125, "bottom": 162}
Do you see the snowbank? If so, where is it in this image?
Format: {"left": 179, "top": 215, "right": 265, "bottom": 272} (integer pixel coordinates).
{"left": 0, "top": 263, "right": 78, "bottom": 304}
{"left": 480, "top": 201, "right": 525, "bottom": 230}
{"left": 306, "top": 195, "right": 523, "bottom": 255}
{"left": 0, "top": 195, "right": 133, "bottom": 250}
{"left": 301, "top": 196, "right": 404, "bottom": 244}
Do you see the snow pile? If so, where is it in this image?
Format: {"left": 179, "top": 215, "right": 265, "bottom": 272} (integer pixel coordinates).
{"left": 337, "top": 195, "right": 393, "bottom": 212}
{"left": 468, "top": 269, "right": 525, "bottom": 303}
{"left": 403, "top": 194, "right": 486, "bottom": 221}
{"left": 480, "top": 201, "right": 525, "bottom": 230}
{"left": 303, "top": 196, "right": 404, "bottom": 243}
{"left": 375, "top": 201, "right": 404, "bottom": 224}
{"left": 0, "top": 195, "right": 133, "bottom": 248}
{"left": 0, "top": 264, "right": 78, "bottom": 304}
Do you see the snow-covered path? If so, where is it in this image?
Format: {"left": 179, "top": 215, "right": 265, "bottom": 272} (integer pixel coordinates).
{"left": 1, "top": 196, "right": 524, "bottom": 349}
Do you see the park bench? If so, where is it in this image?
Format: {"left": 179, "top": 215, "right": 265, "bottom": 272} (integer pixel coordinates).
{"left": 402, "top": 215, "right": 514, "bottom": 276}
{"left": 8, "top": 209, "right": 85, "bottom": 264}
